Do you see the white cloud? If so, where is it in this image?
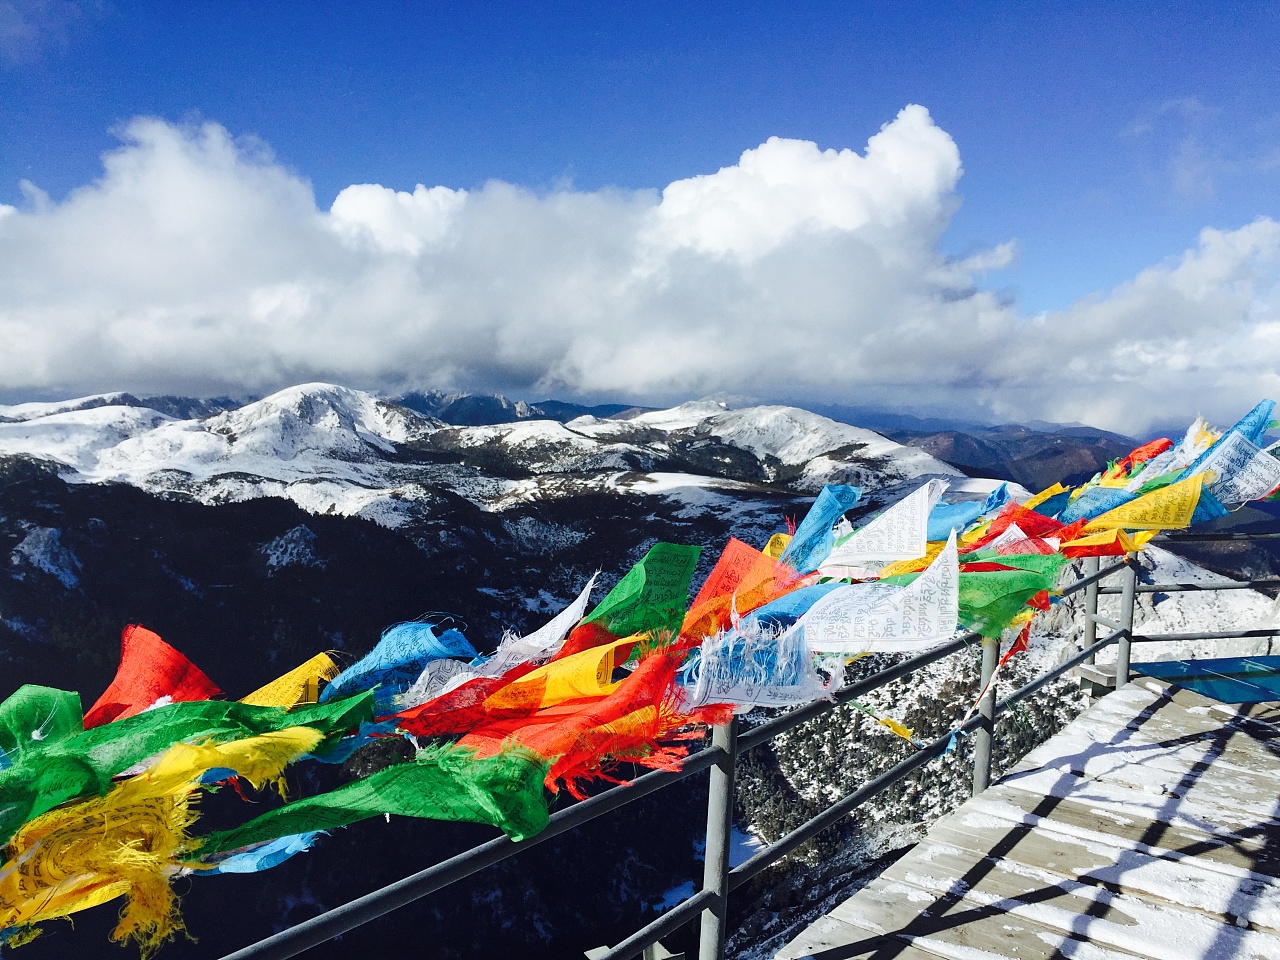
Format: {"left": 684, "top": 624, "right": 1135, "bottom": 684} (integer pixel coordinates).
{"left": 329, "top": 182, "right": 467, "bottom": 254}
{"left": 647, "top": 105, "right": 961, "bottom": 261}
{"left": 1005, "top": 218, "right": 1280, "bottom": 433}
{"left": 1, "top": 107, "right": 1278, "bottom": 435}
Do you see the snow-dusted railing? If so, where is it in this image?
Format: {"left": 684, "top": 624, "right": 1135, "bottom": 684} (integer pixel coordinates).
{"left": 1088, "top": 535, "right": 1280, "bottom": 650}
{"left": 218, "top": 536, "right": 1280, "bottom": 960}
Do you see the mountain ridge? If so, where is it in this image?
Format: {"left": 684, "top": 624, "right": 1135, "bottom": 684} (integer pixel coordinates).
{"left": 0, "top": 384, "right": 979, "bottom": 534}
{"left": 1, "top": 385, "right": 1141, "bottom": 500}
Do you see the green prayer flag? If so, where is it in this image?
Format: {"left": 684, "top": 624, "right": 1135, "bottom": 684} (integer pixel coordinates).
{"left": 583, "top": 542, "right": 701, "bottom": 639}
{"left": 0, "top": 693, "right": 374, "bottom": 845}
{"left": 197, "top": 743, "right": 551, "bottom": 856}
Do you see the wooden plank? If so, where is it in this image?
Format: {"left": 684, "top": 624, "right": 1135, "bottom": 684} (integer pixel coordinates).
{"left": 1133, "top": 676, "right": 1280, "bottom": 721}
{"left": 995, "top": 756, "right": 1279, "bottom": 838}
{"left": 928, "top": 810, "right": 1280, "bottom": 933}
{"left": 1054, "top": 689, "right": 1280, "bottom": 763}
{"left": 824, "top": 875, "right": 1147, "bottom": 960}
{"left": 774, "top": 912, "right": 938, "bottom": 960}
{"left": 1056, "top": 714, "right": 1280, "bottom": 793}
{"left": 1239, "top": 699, "right": 1280, "bottom": 726}
{"left": 1037, "top": 709, "right": 1280, "bottom": 779}
{"left": 1009, "top": 712, "right": 1280, "bottom": 799}
{"left": 1082, "top": 683, "right": 1280, "bottom": 748}
{"left": 998, "top": 752, "right": 1280, "bottom": 829}
{"left": 1087, "top": 681, "right": 1244, "bottom": 726}
{"left": 1071, "top": 704, "right": 1280, "bottom": 759}
{"left": 999, "top": 721, "right": 1280, "bottom": 826}
{"left": 1021, "top": 683, "right": 1280, "bottom": 776}
{"left": 875, "top": 836, "right": 1280, "bottom": 960}
{"left": 976, "top": 782, "right": 1280, "bottom": 874}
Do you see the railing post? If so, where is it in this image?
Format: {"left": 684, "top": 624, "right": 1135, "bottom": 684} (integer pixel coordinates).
{"left": 972, "top": 634, "right": 998, "bottom": 796}
{"left": 1115, "top": 551, "right": 1138, "bottom": 687}
{"left": 1081, "top": 555, "right": 1100, "bottom": 663}
{"left": 697, "top": 718, "right": 738, "bottom": 960}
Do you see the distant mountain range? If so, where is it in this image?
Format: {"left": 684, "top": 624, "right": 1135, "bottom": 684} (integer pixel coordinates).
{"left": 0, "top": 384, "right": 1142, "bottom": 500}
{"left": 0, "top": 384, "right": 980, "bottom": 532}
{"left": 395, "top": 389, "right": 643, "bottom": 425}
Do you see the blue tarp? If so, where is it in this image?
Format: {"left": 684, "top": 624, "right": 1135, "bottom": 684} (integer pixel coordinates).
{"left": 1133, "top": 656, "right": 1280, "bottom": 704}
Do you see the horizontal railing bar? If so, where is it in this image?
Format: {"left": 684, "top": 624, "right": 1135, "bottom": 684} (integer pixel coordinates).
{"left": 727, "top": 628, "right": 1121, "bottom": 889}
{"left": 216, "top": 746, "right": 725, "bottom": 960}
{"left": 729, "top": 712, "right": 986, "bottom": 889}
{"left": 1088, "top": 613, "right": 1123, "bottom": 631}
{"left": 224, "top": 563, "right": 1280, "bottom": 960}
{"left": 1131, "top": 628, "right": 1280, "bottom": 643}
{"left": 736, "top": 633, "right": 974, "bottom": 753}
{"left": 1058, "top": 559, "right": 1130, "bottom": 597}
{"left": 1099, "top": 580, "right": 1280, "bottom": 594}
{"left": 999, "top": 631, "right": 1121, "bottom": 709}
{"left": 593, "top": 889, "right": 717, "bottom": 960}
{"left": 1161, "top": 531, "right": 1280, "bottom": 541}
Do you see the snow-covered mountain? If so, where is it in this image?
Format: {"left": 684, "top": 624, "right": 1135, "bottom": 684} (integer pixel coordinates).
{"left": 0, "top": 383, "right": 965, "bottom": 531}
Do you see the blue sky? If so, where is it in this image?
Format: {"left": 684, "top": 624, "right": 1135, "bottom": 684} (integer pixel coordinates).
{"left": 7, "top": 2, "right": 1278, "bottom": 311}
{"left": 2, "top": 1, "right": 1279, "bottom": 430}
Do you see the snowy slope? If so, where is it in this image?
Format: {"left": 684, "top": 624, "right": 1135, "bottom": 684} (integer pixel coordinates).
{"left": 572, "top": 402, "right": 959, "bottom": 492}
{"left": 0, "top": 392, "right": 140, "bottom": 422}
{"left": 0, "top": 404, "right": 175, "bottom": 472}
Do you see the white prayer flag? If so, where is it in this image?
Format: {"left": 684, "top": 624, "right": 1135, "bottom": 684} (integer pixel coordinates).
{"left": 803, "top": 530, "right": 959, "bottom": 654}
{"left": 820, "top": 479, "right": 948, "bottom": 571}
{"left": 1188, "top": 431, "right": 1280, "bottom": 505}
{"left": 402, "top": 575, "right": 596, "bottom": 707}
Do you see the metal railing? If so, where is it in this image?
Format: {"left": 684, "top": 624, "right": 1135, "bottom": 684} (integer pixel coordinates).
{"left": 219, "top": 531, "right": 1280, "bottom": 960}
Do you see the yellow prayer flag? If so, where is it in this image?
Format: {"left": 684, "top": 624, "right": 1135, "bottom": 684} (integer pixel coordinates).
{"left": 1097, "top": 473, "right": 1133, "bottom": 489}
{"left": 1023, "top": 482, "right": 1068, "bottom": 510}
{"left": 1081, "top": 474, "right": 1207, "bottom": 532}
{"left": 1061, "top": 528, "right": 1157, "bottom": 553}
{"left": 0, "top": 727, "right": 321, "bottom": 956}
{"left": 878, "top": 542, "right": 943, "bottom": 578}
{"left": 483, "top": 636, "right": 634, "bottom": 711}
{"left": 1009, "top": 609, "right": 1036, "bottom": 628}
{"left": 763, "top": 533, "right": 790, "bottom": 559}
{"left": 241, "top": 652, "right": 341, "bottom": 708}
{"left": 1193, "top": 421, "right": 1221, "bottom": 450}
{"left": 877, "top": 716, "right": 916, "bottom": 743}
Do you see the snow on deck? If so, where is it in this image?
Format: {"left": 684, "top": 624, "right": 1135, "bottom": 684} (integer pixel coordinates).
{"left": 775, "top": 676, "right": 1280, "bottom": 960}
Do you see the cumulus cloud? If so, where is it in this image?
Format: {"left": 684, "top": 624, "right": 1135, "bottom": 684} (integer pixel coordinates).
{"left": 1, "top": 106, "right": 1278, "bottom": 434}
{"left": 1007, "top": 217, "right": 1280, "bottom": 432}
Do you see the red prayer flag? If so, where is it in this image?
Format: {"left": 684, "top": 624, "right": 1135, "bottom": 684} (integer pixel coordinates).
{"left": 83, "top": 624, "right": 222, "bottom": 729}
{"left": 1115, "top": 437, "right": 1174, "bottom": 477}
{"left": 966, "top": 502, "right": 1065, "bottom": 551}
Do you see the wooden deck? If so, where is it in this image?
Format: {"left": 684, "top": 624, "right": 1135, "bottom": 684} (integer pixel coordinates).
{"left": 775, "top": 677, "right": 1280, "bottom": 960}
